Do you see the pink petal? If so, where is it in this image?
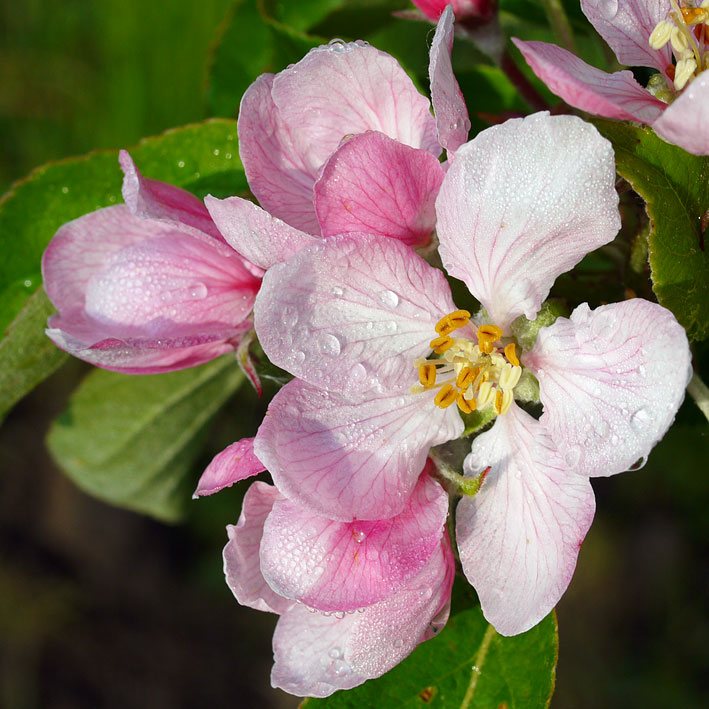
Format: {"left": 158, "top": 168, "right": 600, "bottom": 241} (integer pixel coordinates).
{"left": 429, "top": 6, "right": 471, "bottom": 154}
{"left": 205, "top": 195, "right": 318, "bottom": 270}
{"left": 414, "top": 0, "right": 496, "bottom": 22}
{"left": 119, "top": 151, "right": 223, "bottom": 239}
{"left": 238, "top": 74, "right": 321, "bottom": 234}
{"left": 271, "top": 42, "right": 441, "bottom": 172}
{"left": 260, "top": 472, "right": 448, "bottom": 611}
{"left": 223, "top": 481, "right": 294, "bottom": 614}
{"left": 457, "top": 404, "right": 596, "bottom": 636}
{"left": 513, "top": 40, "right": 665, "bottom": 124}
{"left": 271, "top": 537, "right": 454, "bottom": 698}
{"left": 42, "top": 205, "right": 172, "bottom": 314}
{"left": 254, "top": 233, "right": 458, "bottom": 397}
{"left": 436, "top": 112, "right": 620, "bottom": 331}
{"left": 581, "top": 0, "right": 672, "bottom": 74}
{"left": 193, "top": 438, "right": 266, "bottom": 498}
{"left": 314, "top": 132, "right": 444, "bottom": 247}
{"left": 254, "top": 380, "right": 463, "bottom": 522}
{"left": 45, "top": 318, "right": 246, "bottom": 374}
{"left": 83, "top": 231, "right": 256, "bottom": 334}
{"left": 652, "top": 73, "right": 709, "bottom": 155}
{"left": 524, "top": 299, "right": 691, "bottom": 477}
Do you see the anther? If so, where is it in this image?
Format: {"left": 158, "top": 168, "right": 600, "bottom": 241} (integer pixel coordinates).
{"left": 681, "top": 7, "right": 706, "bottom": 24}
{"left": 456, "top": 392, "right": 475, "bottom": 414}
{"left": 456, "top": 366, "right": 475, "bottom": 390}
{"left": 478, "top": 339, "right": 494, "bottom": 354}
{"left": 477, "top": 324, "right": 503, "bottom": 342}
{"left": 430, "top": 335, "right": 454, "bottom": 354}
{"left": 504, "top": 343, "right": 519, "bottom": 367}
{"left": 674, "top": 56, "right": 697, "bottom": 89}
{"left": 418, "top": 364, "right": 437, "bottom": 388}
{"left": 493, "top": 390, "right": 504, "bottom": 415}
{"left": 435, "top": 309, "right": 471, "bottom": 335}
{"left": 434, "top": 384, "right": 458, "bottom": 409}
{"left": 649, "top": 20, "right": 673, "bottom": 49}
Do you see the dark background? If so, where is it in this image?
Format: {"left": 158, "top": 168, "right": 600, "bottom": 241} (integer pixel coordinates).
{"left": 1, "top": 2, "right": 708, "bottom": 707}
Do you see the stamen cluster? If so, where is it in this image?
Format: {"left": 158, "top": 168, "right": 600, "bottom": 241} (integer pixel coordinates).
{"left": 411, "top": 310, "right": 522, "bottom": 416}
{"left": 649, "top": 0, "right": 709, "bottom": 90}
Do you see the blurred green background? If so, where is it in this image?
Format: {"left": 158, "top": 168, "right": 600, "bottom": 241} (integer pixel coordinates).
{"left": 1, "top": 1, "right": 708, "bottom": 708}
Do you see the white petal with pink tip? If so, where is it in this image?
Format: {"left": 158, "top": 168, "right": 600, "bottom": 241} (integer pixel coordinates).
{"left": 457, "top": 404, "right": 595, "bottom": 636}
{"left": 436, "top": 112, "right": 620, "bottom": 331}
{"left": 254, "top": 379, "right": 463, "bottom": 522}
{"left": 525, "top": 299, "right": 691, "bottom": 477}
{"left": 254, "top": 233, "right": 459, "bottom": 397}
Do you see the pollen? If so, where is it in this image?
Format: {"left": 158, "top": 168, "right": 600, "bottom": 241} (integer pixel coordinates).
{"left": 415, "top": 311, "right": 523, "bottom": 416}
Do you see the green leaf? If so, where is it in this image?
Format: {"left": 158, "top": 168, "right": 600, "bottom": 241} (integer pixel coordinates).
{"left": 46, "top": 356, "right": 244, "bottom": 522}
{"left": 302, "top": 581, "right": 558, "bottom": 708}
{"left": 0, "top": 118, "right": 244, "bottom": 422}
{"left": 0, "top": 287, "right": 68, "bottom": 425}
{"left": 593, "top": 119, "right": 709, "bottom": 341}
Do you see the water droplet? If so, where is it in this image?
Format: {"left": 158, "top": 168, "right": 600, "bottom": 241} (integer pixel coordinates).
{"left": 333, "top": 611, "right": 346, "bottom": 620}
{"left": 630, "top": 406, "right": 651, "bottom": 432}
{"left": 332, "top": 660, "right": 351, "bottom": 676}
{"left": 23, "top": 279, "right": 32, "bottom": 288}
{"left": 599, "top": 0, "right": 618, "bottom": 19}
{"left": 352, "top": 530, "right": 366, "bottom": 543}
{"left": 61, "top": 186, "right": 69, "bottom": 194}
{"left": 378, "top": 290, "right": 399, "bottom": 308}
{"left": 293, "top": 350, "right": 305, "bottom": 365}
{"left": 281, "top": 305, "right": 299, "bottom": 327}
{"left": 213, "top": 148, "right": 220, "bottom": 156}
{"left": 563, "top": 446, "right": 582, "bottom": 468}
{"left": 328, "top": 38, "right": 347, "bottom": 52}
{"left": 319, "top": 333, "right": 341, "bottom": 357}
{"left": 328, "top": 647, "right": 342, "bottom": 659}
{"left": 189, "top": 282, "right": 208, "bottom": 300}
{"left": 611, "top": 434, "right": 619, "bottom": 445}
{"left": 331, "top": 286, "right": 344, "bottom": 297}
{"left": 349, "top": 362, "right": 366, "bottom": 382}
{"left": 177, "top": 160, "right": 185, "bottom": 168}
{"left": 393, "top": 638, "right": 403, "bottom": 648}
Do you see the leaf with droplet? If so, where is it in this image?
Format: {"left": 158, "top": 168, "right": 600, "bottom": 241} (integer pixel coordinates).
{"left": 301, "top": 580, "right": 558, "bottom": 707}
{"left": 0, "top": 119, "right": 246, "bottom": 423}
{"left": 592, "top": 119, "right": 709, "bottom": 341}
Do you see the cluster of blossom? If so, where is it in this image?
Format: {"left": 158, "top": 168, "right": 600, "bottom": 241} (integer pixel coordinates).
{"left": 42, "top": 4, "right": 693, "bottom": 699}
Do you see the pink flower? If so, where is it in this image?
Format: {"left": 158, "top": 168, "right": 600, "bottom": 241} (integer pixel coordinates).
{"left": 223, "top": 471, "right": 454, "bottom": 697}
{"left": 207, "top": 8, "right": 469, "bottom": 255}
{"left": 251, "top": 112, "right": 691, "bottom": 634}
{"left": 513, "top": 0, "right": 709, "bottom": 155}
{"left": 412, "top": 0, "right": 496, "bottom": 24}
{"left": 42, "top": 151, "right": 261, "bottom": 374}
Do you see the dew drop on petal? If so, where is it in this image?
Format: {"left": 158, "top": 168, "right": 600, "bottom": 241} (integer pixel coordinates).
{"left": 332, "top": 660, "right": 351, "bottom": 676}
{"left": 563, "top": 445, "right": 582, "bottom": 468}
{"left": 319, "top": 334, "right": 341, "bottom": 357}
{"left": 331, "top": 286, "right": 344, "bottom": 297}
{"left": 328, "top": 647, "right": 342, "bottom": 659}
{"left": 630, "top": 406, "right": 651, "bottom": 432}
{"left": 188, "top": 282, "right": 208, "bottom": 300}
{"left": 293, "top": 350, "right": 305, "bottom": 365}
{"left": 378, "top": 289, "right": 399, "bottom": 308}
{"left": 352, "top": 530, "right": 366, "bottom": 543}
{"left": 349, "top": 362, "right": 366, "bottom": 383}
{"left": 281, "top": 305, "right": 299, "bottom": 327}
{"left": 599, "top": 0, "right": 618, "bottom": 19}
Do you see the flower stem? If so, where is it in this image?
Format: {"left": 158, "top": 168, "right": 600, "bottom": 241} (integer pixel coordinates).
{"left": 501, "top": 50, "right": 549, "bottom": 112}
{"left": 460, "top": 623, "right": 497, "bottom": 709}
{"left": 687, "top": 370, "right": 709, "bottom": 424}
{"left": 430, "top": 449, "right": 487, "bottom": 498}
{"left": 540, "top": 0, "right": 578, "bottom": 53}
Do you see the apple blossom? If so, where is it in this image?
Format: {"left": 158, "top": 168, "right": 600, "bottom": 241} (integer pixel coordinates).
{"left": 513, "top": 0, "right": 709, "bottom": 154}
{"left": 250, "top": 112, "right": 690, "bottom": 634}
{"left": 223, "top": 473, "right": 454, "bottom": 697}
{"left": 42, "top": 151, "right": 261, "bottom": 373}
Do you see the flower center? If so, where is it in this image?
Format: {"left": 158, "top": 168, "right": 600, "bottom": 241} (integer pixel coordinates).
{"left": 411, "top": 309, "right": 522, "bottom": 417}
{"left": 649, "top": 0, "right": 709, "bottom": 92}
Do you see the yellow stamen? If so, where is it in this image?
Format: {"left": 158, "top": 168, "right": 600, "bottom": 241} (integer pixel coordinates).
{"left": 430, "top": 335, "right": 454, "bottom": 354}
{"left": 681, "top": 6, "right": 707, "bottom": 24}
{"left": 418, "top": 364, "right": 437, "bottom": 388}
{"left": 493, "top": 389, "right": 504, "bottom": 415}
{"left": 435, "top": 309, "right": 471, "bottom": 335}
{"left": 456, "top": 366, "right": 474, "bottom": 390}
{"left": 504, "top": 342, "right": 519, "bottom": 367}
{"left": 477, "top": 324, "right": 503, "bottom": 342}
{"left": 478, "top": 339, "right": 494, "bottom": 354}
{"left": 456, "top": 392, "right": 475, "bottom": 414}
{"left": 434, "top": 384, "right": 458, "bottom": 409}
